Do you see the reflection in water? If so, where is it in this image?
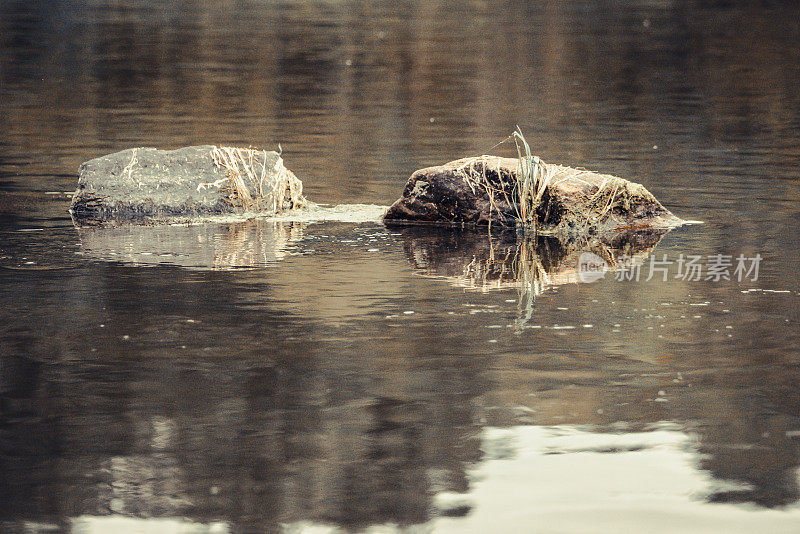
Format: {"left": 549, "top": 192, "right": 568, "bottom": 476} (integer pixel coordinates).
{"left": 74, "top": 204, "right": 389, "bottom": 269}
{"left": 72, "top": 517, "right": 228, "bottom": 534}
{"left": 3, "top": 278, "right": 800, "bottom": 533}
{"left": 0, "top": 355, "right": 481, "bottom": 532}
{"left": 398, "top": 226, "right": 668, "bottom": 326}
{"left": 76, "top": 219, "right": 304, "bottom": 270}
{"left": 429, "top": 425, "right": 800, "bottom": 534}
{"left": 4, "top": 357, "right": 800, "bottom": 534}
{"left": 2, "top": 0, "right": 800, "bottom": 532}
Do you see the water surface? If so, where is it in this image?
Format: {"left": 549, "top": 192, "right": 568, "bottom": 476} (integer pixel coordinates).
{"left": 1, "top": 1, "right": 799, "bottom": 532}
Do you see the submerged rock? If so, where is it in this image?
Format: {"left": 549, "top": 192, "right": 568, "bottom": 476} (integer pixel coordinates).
{"left": 70, "top": 145, "right": 306, "bottom": 225}
{"left": 383, "top": 156, "right": 681, "bottom": 234}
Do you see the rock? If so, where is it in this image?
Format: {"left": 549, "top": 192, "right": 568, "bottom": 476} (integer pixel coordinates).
{"left": 383, "top": 156, "right": 682, "bottom": 234}
{"left": 70, "top": 145, "right": 306, "bottom": 225}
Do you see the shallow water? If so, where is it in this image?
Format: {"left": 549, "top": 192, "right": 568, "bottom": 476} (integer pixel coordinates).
{"left": 1, "top": 1, "right": 800, "bottom": 532}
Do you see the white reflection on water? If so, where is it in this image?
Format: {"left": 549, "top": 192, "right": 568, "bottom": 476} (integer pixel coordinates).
{"left": 75, "top": 220, "right": 303, "bottom": 270}
{"left": 279, "top": 425, "right": 800, "bottom": 534}
{"left": 71, "top": 516, "right": 228, "bottom": 533}
{"left": 432, "top": 425, "right": 800, "bottom": 534}
{"left": 74, "top": 204, "right": 388, "bottom": 270}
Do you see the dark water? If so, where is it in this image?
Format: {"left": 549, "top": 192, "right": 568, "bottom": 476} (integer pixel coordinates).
{"left": 2, "top": 1, "right": 800, "bottom": 532}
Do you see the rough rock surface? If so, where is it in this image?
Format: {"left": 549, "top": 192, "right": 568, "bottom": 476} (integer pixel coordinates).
{"left": 383, "top": 156, "right": 682, "bottom": 234}
{"left": 70, "top": 145, "right": 300, "bottom": 225}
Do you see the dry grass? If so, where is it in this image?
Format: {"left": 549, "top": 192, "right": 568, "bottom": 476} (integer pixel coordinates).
{"left": 456, "top": 128, "right": 656, "bottom": 233}
{"left": 585, "top": 174, "right": 650, "bottom": 219}
{"left": 210, "top": 146, "right": 306, "bottom": 213}
{"left": 457, "top": 155, "right": 515, "bottom": 229}
{"left": 511, "top": 127, "right": 556, "bottom": 225}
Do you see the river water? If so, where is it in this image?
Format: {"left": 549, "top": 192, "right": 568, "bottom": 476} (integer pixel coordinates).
{"left": 1, "top": 1, "right": 799, "bottom": 533}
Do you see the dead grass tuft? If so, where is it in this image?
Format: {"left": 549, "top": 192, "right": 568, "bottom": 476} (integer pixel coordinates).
{"left": 455, "top": 128, "right": 659, "bottom": 234}
{"left": 210, "top": 146, "right": 306, "bottom": 213}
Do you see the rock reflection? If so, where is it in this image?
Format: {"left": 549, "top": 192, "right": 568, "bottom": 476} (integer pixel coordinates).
{"left": 398, "top": 226, "right": 669, "bottom": 294}
{"left": 397, "top": 226, "right": 668, "bottom": 326}
{"left": 75, "top": 219, "right": 305, "bottom": 270}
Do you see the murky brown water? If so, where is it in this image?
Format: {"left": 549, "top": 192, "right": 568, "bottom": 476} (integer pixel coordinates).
{"left": 2, "top": 1, "right": 800, "bottom": 532}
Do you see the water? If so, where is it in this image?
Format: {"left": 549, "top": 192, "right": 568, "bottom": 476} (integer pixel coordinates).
{"left": 1, "top": 1, "right": 799, "bottom": 532}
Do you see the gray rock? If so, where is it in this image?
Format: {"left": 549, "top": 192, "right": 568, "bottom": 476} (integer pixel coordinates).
{"left": 383, "top": 156, "right": 682, "bottom": 234}
{"left": 70, "top": 145, "right": 305, "bottom": 225}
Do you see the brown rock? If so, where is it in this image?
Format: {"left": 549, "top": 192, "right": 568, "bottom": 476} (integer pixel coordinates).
{"left": 383, "top": 156, "right": 682, "bottom": 234}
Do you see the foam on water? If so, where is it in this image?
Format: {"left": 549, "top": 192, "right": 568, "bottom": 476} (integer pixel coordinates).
{"left": 198, "top": 203, "right": 389, "bottom": 225}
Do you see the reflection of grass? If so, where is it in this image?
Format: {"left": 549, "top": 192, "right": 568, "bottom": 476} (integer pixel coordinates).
{"left": 210, "top": 146, "right": 306, "bottom": 213}
{"left": 404, "top": 223, "right": 668, "bottom": 329}
{"left": 213, "top": 220, "right": 303, "bottom": 269}
{"left": 444, "top": 231, "right": 655, "bottom": 328}
{"left": 513, "top": 238, "right": 550, "bottom": 328}
{"left": 444, "top": 232, "right": 551, "bottom": 327}
{"left": 454, "top": 233, "right": 550, "bottom": 299}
